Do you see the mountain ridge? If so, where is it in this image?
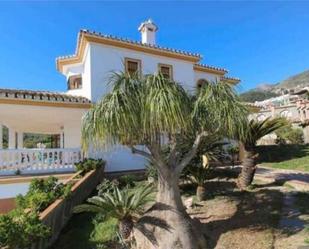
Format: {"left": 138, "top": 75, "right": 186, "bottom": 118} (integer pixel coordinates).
{"left": 240, "top": 69, "right": 309, "bottom": 102}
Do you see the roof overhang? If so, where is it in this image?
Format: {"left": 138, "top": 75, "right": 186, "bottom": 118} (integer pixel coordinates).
{"left": 56, "top": 30, "right": 202, "bottom": 73}
{"left": 0, "top": 89, "right": 91, "bottom": 109}
{"left": 193, "top": 64, "right": 227, "bottom": 76}
{"left": 0, "top": 98, "right": 91, "bottom": 109}
{"left": 0, "top": 103, "right": 88, "bottom": 134}
{"left": 221, "top": 76, "right": 241, "bottom": 85}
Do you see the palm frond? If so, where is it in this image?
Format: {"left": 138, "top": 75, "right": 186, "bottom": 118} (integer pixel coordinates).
{"left": 241, "top": 117, "right": 287, "bottom": 147}
{"left": 141, "top": 74, "right": 192, "bottom": 143}
{"left": 74, "top": 184, "right": 154, "bottom": 221}
{"left": 193, "top": 81, "right": 249, "bottom": 138}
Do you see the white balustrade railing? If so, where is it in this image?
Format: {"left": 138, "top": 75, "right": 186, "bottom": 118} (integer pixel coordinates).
{"left": 0, "top": 148, "right": 83, "bottom": 174}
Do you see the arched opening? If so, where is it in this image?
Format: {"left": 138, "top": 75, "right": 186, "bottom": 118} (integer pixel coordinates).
{"left": 196, "top": 79, "right": 209, "bottom": 89}
{"left": 280, "top": 110, "right": 291, "bottom": 118}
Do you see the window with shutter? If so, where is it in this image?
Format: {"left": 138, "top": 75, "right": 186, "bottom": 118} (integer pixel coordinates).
{"left": 158, "top": 64, "right": 173, "bottom": 80}
{"left": 125, "top": 58, "right": 141, "bottom": 76}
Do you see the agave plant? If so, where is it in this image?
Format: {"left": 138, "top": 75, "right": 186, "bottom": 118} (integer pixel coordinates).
{"left": 74, "top": 184, "right": 154, "bottom": 239}
{"left": 237, "top": 117, "right": 287, "bottom": 189}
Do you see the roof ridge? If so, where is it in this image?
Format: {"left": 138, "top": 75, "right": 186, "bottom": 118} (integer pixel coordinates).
{"left": 56, "top": 29, "right": 202, "bottom": 61}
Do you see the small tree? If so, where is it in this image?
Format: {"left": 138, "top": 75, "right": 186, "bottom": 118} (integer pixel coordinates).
{"left": 237, "top": 117, "right": 286, "bottom": 189}
{"left": 74, "top": 184, "right": 153, "bottom": 239}
{"left": 82, "top": 73, "right": 248, "bottom": 249}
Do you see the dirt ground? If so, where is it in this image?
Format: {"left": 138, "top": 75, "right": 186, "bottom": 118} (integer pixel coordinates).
{"left": 184, "top": 179, "right": 309, "bottom": 249}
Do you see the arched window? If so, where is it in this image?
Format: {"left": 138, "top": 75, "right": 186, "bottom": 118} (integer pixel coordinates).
{"left": 196, "top": 79, "right": 209, "bottom": 89}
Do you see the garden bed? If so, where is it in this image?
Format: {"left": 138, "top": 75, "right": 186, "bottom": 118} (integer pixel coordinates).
{"left": 52, "top": 176, "right": 309, "bottom": 249}
{"left": 33, "top": 167, "right": 105, "bottom": 249}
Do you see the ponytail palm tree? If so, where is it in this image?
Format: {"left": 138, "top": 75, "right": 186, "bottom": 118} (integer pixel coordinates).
{"left": 237, "top": 117, "right": 287, "bottom": 189}
{"left": 82, "top": 72, "right": 248, "bottom": 249}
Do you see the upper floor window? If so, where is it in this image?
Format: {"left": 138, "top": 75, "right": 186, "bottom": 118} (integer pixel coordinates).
{"left": 67, "top": 74, "right": 82, "bottom": 90}
{"left": 125, "top": 58, "right": 141, "bottom": 76}
{"left": 158, "top": 63, "right": 173, "bottom": 80}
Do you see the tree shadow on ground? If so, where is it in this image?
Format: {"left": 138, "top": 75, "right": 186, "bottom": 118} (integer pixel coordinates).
{"left": 186, "top": 180, "right": 306, "bottom": 249}
{"left": 256, "top": 167, "right": 309, "bottom": 185}
{"left": 51, "top": 213, "right": 97, "bottom": 249}
{"left": 257, "top": 144, "right": 309, "bottom": 163}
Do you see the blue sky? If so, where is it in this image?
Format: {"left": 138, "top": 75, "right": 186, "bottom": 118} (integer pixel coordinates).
{"left": 0, "top": 1, "right": 309, "bottom": 93}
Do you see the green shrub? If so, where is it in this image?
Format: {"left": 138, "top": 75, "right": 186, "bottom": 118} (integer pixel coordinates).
{"left": 146, "top": 162, "right": 158, "bottom": 180}
{"left": 118, "top": 174, "right": 138, "bottom": 188}
{"left": 75, "top": 158, "right": 106, "bottom": 174}
{"left": 16, "top": 176, "right": 72, "bottom": 212}
{"left": 0, "top": 209, "right": 50, "bottom": 248}
{"left": 276, "top": 125, "right": 304, "bottom": 144}
{"left": 97, "top": 179, "right": 119, "bottom": 196}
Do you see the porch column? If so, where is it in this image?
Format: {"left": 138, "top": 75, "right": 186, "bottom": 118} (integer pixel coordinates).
{"left": 60, "top": 132, "right": 64, "bottom": 148}
{"left": 17, "top": 132, "right": 24, "bottom": 149}
{"left": 8, "top": 128, "right": 16, "bottom": 149}
{"left": 0, "top": 124, "right": 3, "bottom": 149}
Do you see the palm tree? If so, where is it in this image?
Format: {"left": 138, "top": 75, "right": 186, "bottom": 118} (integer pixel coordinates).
{"left": 74, "top": 184, "right": 154, "bottom": 239}
{"left": 181, "top": 134, "right": 226, "bottom": 201}
{"left": 187, "top": 164, "right": 213, "bottom": 201}
{"left": 82, "top": 72, "right": 248, "bottom": 249}
{"left": 237, "top": 117, "right": 286, "bottom": 189}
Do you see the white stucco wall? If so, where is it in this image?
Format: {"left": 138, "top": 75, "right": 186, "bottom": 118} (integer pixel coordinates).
{"left": 63, "top": 122, "right": 82, "bottom": 148}
{"left": 89, "top": 43, "right": 196, "bottom": 102}
{"left": 194, "top": 71, "right": 221, "bottom": 85}
{"left": 64, "top": 44, "right": 92, "bottom": 100}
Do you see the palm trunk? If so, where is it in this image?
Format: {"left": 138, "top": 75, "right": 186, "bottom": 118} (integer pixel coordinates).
{"left": 196, "top": 185, "right": 206, "bottom": 201}
{"left": 134, "top": 169, "right": 207, "bottom": 249}
{"left": 119, "top": 216, "right": 134, "bottom": 239}
{"left": 237, "top": 147, "right": 257, "bottom": 189}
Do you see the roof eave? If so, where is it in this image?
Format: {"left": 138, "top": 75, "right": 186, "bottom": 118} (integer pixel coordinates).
{"left": 56, "top": 30, "right": 202, "bottom": 73}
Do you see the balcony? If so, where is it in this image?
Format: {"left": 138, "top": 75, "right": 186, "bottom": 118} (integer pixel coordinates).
{"left": 0, "top": 148, "right": 82, "bottom": 176}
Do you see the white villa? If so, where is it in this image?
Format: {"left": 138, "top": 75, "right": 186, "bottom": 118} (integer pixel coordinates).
{"left": 0, "top": 19, "right": 240, "bottom": 174}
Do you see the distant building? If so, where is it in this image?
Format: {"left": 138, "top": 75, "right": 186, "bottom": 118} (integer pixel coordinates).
{"left": 250, "top": 90, "right": 309, "bottom": 144}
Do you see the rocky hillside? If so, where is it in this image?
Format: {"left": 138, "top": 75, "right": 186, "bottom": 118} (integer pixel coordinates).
{"left": 277, "top": 70, "right": 309, "bottom": 89}
{"left": 240, "top": 69, "right": 309, "bottom": 102}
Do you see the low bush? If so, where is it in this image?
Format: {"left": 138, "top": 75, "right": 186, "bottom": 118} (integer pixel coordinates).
{"left": 97, "top": 178, "right": 119, "bottom": 196}
{"left": 276, "top": 125, "right": 304, "bottom": 144}
{"left": 118, "top": 174, "right": 138, "bottom": 188}
{"left": 0, "top": 209, "right": 50, "bottom": 248}
{"left": 16, "top": 176, "right": 72, "bottom": 212}
{"left": 75, "top": 158, "right": 106, "bottom": 175}
{"left": 0, "top": 176, "right": 75, "bottom": 248}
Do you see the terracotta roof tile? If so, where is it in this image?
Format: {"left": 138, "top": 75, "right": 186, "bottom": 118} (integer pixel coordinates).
{"left": 221, "top": 76, "right": 241, "bottom": 83}
{"left": 195, "top": 63, "right": 228, "bottom": 73}
{"left": 0, "top": 88, "right": 91, "bottom": 104}
{"left": 56, "top": 29, "right": 202, "bottom": 61}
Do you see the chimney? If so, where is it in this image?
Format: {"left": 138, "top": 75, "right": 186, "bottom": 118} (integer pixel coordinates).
{"left": 138, "top": 19, "right": 158, "bottom": 45}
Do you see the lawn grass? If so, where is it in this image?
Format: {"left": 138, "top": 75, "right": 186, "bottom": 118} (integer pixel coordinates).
{"left": 257, "top": 144, "right": 309, "bottom": 172}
